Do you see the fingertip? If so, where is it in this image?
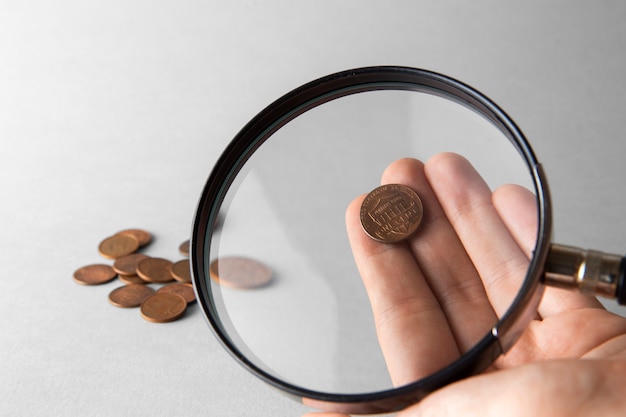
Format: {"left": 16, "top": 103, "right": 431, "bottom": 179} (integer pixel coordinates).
{"left": 492, "top": 183, "right": 536, "bottom": 207}
{"left": 345, "top": 194, "right": 365, "bottom": 222}
{"left": 424, "top": 152, "right": 492, "bottom": 204}
{"left": 381, "top": 157, "right": 425, "bottom": 185}
{"left": 346, "top": 193, "right": 385, "bottom": 261}
{"left": 492, "top": 184, "right": 538, "bottom": 258}
{"left": 424, "top": 152, "right": 471, "bottom": 177}
{"left": 345, "top": 193, "right": 366, "bottom": 237}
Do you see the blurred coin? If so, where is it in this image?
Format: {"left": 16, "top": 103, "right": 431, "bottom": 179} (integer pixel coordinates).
{"left": 170, "top": 259, "right": 191, "bottom": 283}
{"left": 136, "top": 257, "right": 174, "bottom": 283}
{"left": 108, "top": 284, "right": 155, "bottom": 308}
{"left": 73, "top": 264, "right": 117, "bottom": 285}
{"left": 360, "top": 183, "right": 424, "bottom": 243}
{"left": 158, "top": 282, "right": 195, "bottom": 304}
{"left": 118, "top": 274, "right": 147, "bottom": 285}
{"left": 113, "top": 253, "right": 150, "bottom": 276}
{"left": 179, "top": 240, "right": 190, "bottom": 257}
{"left": 209, "top": 256, "right": 272, "bottom": 289}
{"left": 140, "top": 292, "right": 187, "bottom": 323}
{"left": 116, "top": 228, "right": 152, "bottom": 248}
{"left": 98, "top": 234, "right": 140, "bottom": 259}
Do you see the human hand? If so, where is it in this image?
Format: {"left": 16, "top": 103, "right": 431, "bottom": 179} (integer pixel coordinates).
{"left": 303, "top": 153, "right": 626, "bottom": 416}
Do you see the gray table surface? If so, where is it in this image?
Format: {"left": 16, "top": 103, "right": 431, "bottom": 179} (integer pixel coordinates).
{"left": 2, "top": 1, "right": 626, "bottom": 416}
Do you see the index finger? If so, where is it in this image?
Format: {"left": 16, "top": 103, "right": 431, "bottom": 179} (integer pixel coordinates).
{"left": 346, "top": 194, "right": 459, "bottom": 386}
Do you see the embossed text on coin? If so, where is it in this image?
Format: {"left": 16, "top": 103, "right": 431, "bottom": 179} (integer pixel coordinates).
{"left": 360, "top": 183, "right": 423, "bottom": 243}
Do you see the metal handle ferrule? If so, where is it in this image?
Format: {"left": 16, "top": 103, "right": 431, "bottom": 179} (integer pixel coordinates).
{"left": 544, "top": 244, "right": 624, "bottom": 299}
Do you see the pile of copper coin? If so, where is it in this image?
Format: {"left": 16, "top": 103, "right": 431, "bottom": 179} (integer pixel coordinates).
{"left": 72, "top": 229, "right": 195, "bottom": 323}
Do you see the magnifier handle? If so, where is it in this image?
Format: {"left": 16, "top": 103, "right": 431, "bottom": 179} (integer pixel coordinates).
{"left": 544, "top": 244, "right": 626, "bottom": 305}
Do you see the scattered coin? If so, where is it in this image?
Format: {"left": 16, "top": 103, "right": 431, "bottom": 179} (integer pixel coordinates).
{"left": 74, "top": 230, "right": 196, "bottom": 324}
{"left": 179, "top": 240, "right": 190, "bottom": 257}
{"left": 118, "top": 274, "right": 147, "bottom": 285}
{"left": 136, "top": 257, "right": 174, "bottom": 283}
{"left": 170, "top": 259, "right": 191, "bottom": 283}
{"left": 140, "top": 292, "right": 187, "bottom": 323}
{"left": 108, "top": 284, "right": 156, "bottom": 308}
{"left": 113, "top": 253, "right": 150, "bottom": 276}
{"left": 117, "top": 229, "right": 152, "bottom": 248}
{"left": 158, "top": 282, "right": 195, "bottom": 304}
{"left": 209, "top": 256, "right": 272, "bottom": 289}
{"left": 73, "top": 264, "right": 117, "bottom": 285}
{"left": 360, "top": 183, "right": 424, "bottom": 243}
{"left": 98, "top": 234, "right": 140, "bottom": 259}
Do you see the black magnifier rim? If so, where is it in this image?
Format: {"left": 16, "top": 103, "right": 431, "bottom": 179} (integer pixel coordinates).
{"left": 191, "top": 66, "right": 552, "bottom": 414}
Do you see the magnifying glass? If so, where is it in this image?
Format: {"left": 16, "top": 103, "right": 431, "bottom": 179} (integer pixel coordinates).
{"left": 190, "top": 66, "right": 626, "bottom": 414}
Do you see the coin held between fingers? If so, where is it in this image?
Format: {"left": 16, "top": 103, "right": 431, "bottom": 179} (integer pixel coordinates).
{"left": 360, "top": 183, "right": 424, "bottom": 243}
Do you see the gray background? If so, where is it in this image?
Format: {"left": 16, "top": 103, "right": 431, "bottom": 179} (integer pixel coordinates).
{"left": 2, "top": 1, "right": 626, "bottom": 416}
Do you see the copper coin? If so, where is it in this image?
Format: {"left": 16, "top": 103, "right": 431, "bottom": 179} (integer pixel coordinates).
{"left": 116, "top": 228, "right": 152, "bottom": 247}
{"left": 98, "top": 234, "right": 140, "bottom": 259}
{"left": 179, "top": 240, "right": 190, "bottom": 257}
{"left": 360, "top": 183, "right": 424, "bottom": 243}
{"left": 158, "top": 282, "right": 195, "bottom": 304}
{"left": 136, "top": 257, "right": 174, "bottom": 283}
{"left": 140, "top": 292, "right": 187, "bottom": 323}
{"left": 209, "top": 256, "right": 272, "bottom": 289}
{"left": 73, "top": 264, "right": 117, "bottom": 285}
{"left": 113, "top": 253, "right": 150, "bottom": 276}
{"left": 108, "top": 284, "right": 156, "bottom": 308}
{"left": 170, "top": 259, "right": 191, "bottom": 283}
{"left": 118, "top": 274, "right": 147, "bottom": 285}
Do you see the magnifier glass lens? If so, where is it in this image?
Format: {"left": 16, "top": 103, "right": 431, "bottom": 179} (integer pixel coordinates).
{"left": 192, "top": 67, "right": 549, "bottom": 413}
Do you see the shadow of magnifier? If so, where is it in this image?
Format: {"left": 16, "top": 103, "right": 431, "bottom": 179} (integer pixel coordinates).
{"left": 191, "top": 67, "right": 626, "bottom": 414}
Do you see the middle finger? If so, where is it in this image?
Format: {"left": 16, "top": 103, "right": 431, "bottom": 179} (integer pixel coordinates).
{"left": 380, "top": 158, "right": 499, "bottom": 351}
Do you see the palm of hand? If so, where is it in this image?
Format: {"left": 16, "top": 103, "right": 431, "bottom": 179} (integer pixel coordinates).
{"left": 305, "top": 153, "right": 626, "bottom": 417}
